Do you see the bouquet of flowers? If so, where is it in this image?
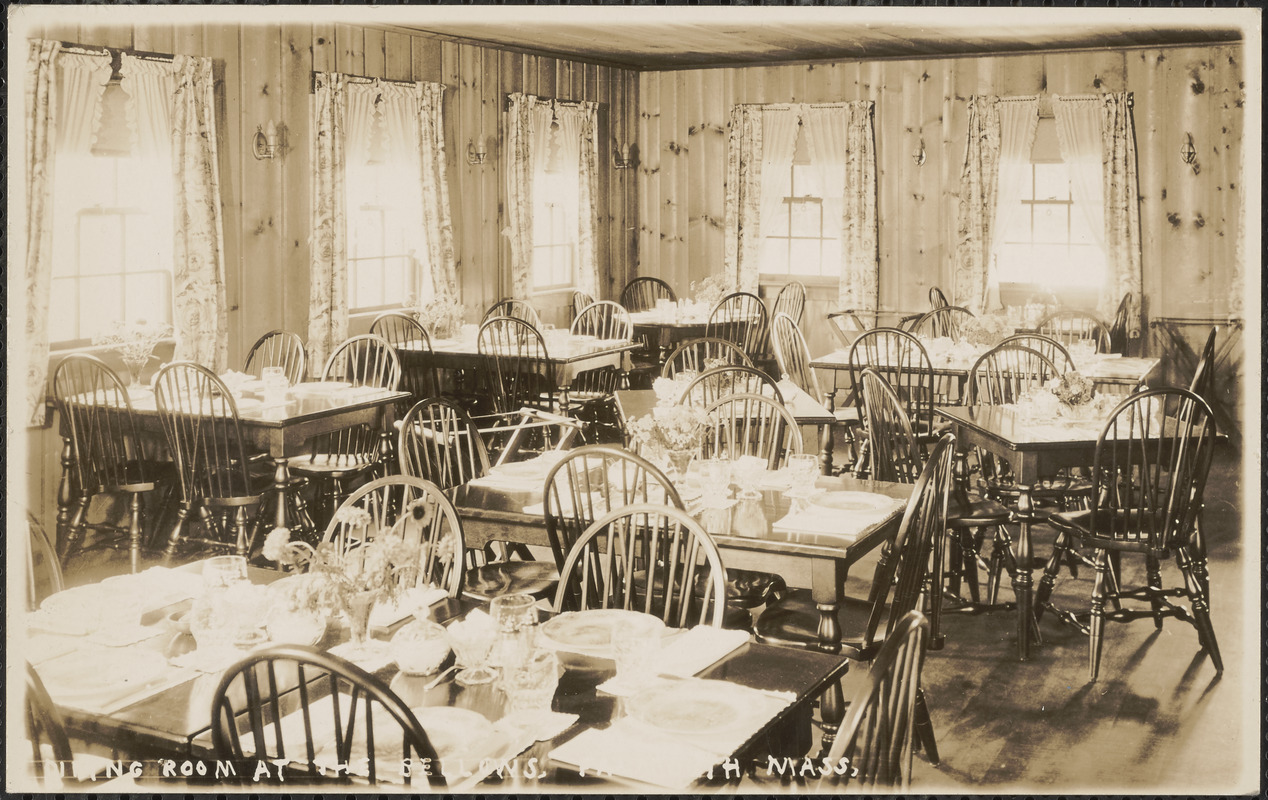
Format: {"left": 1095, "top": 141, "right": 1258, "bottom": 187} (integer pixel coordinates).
{"left": 1047, "top": 371, "right": 1096, "bottom": 406}
{"left": 408, "top": 296, "right": 465, "bottom": 339}
{"left": 690, "top": 273, "right": 736, "bottom": 309}
{"left": 961, "top": 314, "right": 1011, "bottom": 347}
{"left": 93, "top": 319, "right": 172, "bottom": 385}
{"left": 627, "top": 403, "right": 711, "bottom": 454}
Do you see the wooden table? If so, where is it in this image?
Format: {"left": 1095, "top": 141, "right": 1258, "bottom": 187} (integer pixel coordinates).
{"left": 54, "top": 387, "right": 410, "bottom": 539}
{"left": 628, "top": 311, "right": 710, "bottom": 367}
{"left": 403, "top": 336, "right": 640, "bottom": 386}
{"left": 935, "top": 404, "right": 1113, "bottom": 661}
{"left": 43, "top": 566, "right": 848, "bottom": 790}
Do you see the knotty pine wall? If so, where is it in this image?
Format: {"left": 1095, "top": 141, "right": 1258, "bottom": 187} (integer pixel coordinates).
{"left": 23, "top": 20, "right": 638, "bottom": 527}
{"left": 636, "top": 44, "right": 1247, "bottom": 359}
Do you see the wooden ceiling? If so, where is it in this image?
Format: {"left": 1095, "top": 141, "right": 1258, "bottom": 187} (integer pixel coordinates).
{"left": 397, "top": 11, "right": 1246, "bottom": 70}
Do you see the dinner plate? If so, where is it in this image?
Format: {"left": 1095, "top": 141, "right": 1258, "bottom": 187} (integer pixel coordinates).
{"left": 539, "top": 609, "right": 664, "bottom": 655}
{"left": 413, "top": 706, "right": 496, "bottom": 759}
{"left": 809, "top": 491, "right": 896, "bottom": 513}
{"left": 37, "top": 647, "right": 169, "bottom": 701}
{"left": 628, "top": 679, "right": 746, "bottom": 735}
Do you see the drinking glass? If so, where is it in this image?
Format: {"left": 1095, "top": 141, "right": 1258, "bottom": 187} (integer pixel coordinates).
{"left": 502, "top": 649, "right": 560, "bottom": 714}
{"left": 448, "top": 618, "right": 498, "bottom": 686}
{"left": 695, "top": 458, "right": 732, "bottom": 499}
{"left": 490, "top": 593, "right": 539, "bottom": 671}
{"left": 203, "top": 555, "right": 248, "bottom": 590}
{"left": 786, "top": 453, "right": 821, "bottom": 496}
{"left": 612, "top": 623, "right": 661, "bottom": 683}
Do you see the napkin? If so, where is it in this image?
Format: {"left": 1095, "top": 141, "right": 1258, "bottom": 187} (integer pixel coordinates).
{"left": 772, "top": 495, "right": 905, "bottom": 538}
{"left": 548, "top": 681, "right": 795, "bottom": 791}
{"left": 597, "top": 627, "right": 751, "bottom": 696}
{"left": 328, "top": 640, "right": 396, "bottom": 673}
{"left": 369, "top": 586, "right": 449, "bottom": 632}
{"left": 170, "top": 645, "right": 247, "bottom": 675}
{"left": 498, "top": 709, "right": 580, "bottom": 742}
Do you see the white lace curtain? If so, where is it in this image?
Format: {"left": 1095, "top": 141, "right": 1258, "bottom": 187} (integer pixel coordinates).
{"left": 724, "top": 102, "right": 878, "bottom": 309}
{"left": 503, "top": 93, "right": 599, "bottom": 301}
{"left": 308, "top": 73, "right": 456, "bottom": 373}
{"left": 1053, "top": 93, "right": 1142, "bottom": 338}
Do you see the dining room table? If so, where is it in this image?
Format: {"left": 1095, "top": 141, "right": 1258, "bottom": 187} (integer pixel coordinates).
{"left": 399, "top": 329, "right": 641, "bottom": 387}
{"left": 52, "top": 379, "right": 411, "bottom": 537}
{"left": 26, "top": 557, "right": 851, "bottom": 791}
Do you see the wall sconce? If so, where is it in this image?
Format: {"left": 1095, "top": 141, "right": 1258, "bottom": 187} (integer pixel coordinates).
{"left": 467, "top": 137, "right": 488, "bottom": 166}
{"left": 913, "top": 138, "right": 927, "bottom": 167}
{"left": 252, "top": 121, "right": 285, "bottom": 160}
{"left": 613, "top": 142, "right": 634, "bottom": 170}
{"left": 1179, "top": 132, "right": 1200, "bottom": 174}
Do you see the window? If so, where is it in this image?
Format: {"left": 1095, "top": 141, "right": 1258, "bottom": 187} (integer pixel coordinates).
{"left": 994, "top": 117, "right": 1107, "bottom": 302}
{"left": 532, "top": 170, "right": 577, "bottom": 291}
{"left": 346, "top": 161, "right": 422, "bottom": 312}
{"left": 48, "top": 151, "right": 173, "bottom": 347}
{"left": 761, "top": 128, "right": 842, "bottom": 280}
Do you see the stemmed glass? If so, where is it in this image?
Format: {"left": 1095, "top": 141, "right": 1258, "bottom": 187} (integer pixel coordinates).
{"left": 490, "top": 593, "right": 539, "bottom": 673}
{"left": 447, "top": 614, "right": 498, "bottom": 686}
{"left": 785, "top": 454, "right": 822, "bottom": 500}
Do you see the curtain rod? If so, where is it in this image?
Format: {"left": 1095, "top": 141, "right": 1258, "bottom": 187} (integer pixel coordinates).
{"left": 733, "top": 101, "right": 865, "bottom": 110}
{"left": 59, "top": 42, "right": 174, "bottom": 63}
{"left": 309, "top": 72, "right": 421, "bottom": 93}
{"left": 503, "top": 94, "right": 597, "bottom": 112}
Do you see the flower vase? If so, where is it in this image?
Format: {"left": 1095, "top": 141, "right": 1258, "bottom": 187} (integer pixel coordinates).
{"left": 343, "top": 590, "right": 380, "bottom": 652}
{"left": 122, "top": 357, "right": 147, "bottom": 391}
{"left": 666, "top": 447, "right": 695, "bottom": 482}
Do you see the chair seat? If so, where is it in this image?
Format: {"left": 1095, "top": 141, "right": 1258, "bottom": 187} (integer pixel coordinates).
{"left": 833, "top": 407, "right": 860, "bottom": 424}
{"left": 1049, "top": 508, "right": 1160, "bottom": 554}
{"left": 946, "top": 494, "right": 1011, "bottom": 528}
{"left": 463, "top": 560, "right": 559, "bottom": 600}
{"left": 693, "top": 568, "right": 788, "bottom": 609}
{"left": 754, "top": 588, "right": 881, "bottom": 659}
{"left": 288, "top": 454, "right": 378, "bottom": 479}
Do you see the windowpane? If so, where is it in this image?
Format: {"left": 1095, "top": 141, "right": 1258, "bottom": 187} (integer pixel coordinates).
{"left": 789, "top": 200, "right": 822, "bottom": 238}
{"left": 789, "top": 239, "right": 822, "bottom": 274}
{"left": 768, "top": 204, "right": 791, "bottom": 238}
{"left": 792, "top": 164, "right": 822, "bottom": 197}
{"left": 124, "top": 274, "right": 168, "bottom": 319}
{"left": 49, "top": 278, "right": 78, "bottom": 340}
{"left": 1033, "top": 163, "right": 1069, "bottom": 201}
{"left": 79, "top": 216, "right": 125, "bottom": 275}
{"left": 820, "top": 238, "right": 841, "bottom": 276}
{"left": 1032, "top": 204, "right": 1068, "bottom": 243}
{"left": 80, "top": 276, "right": 124, "bottom": 338}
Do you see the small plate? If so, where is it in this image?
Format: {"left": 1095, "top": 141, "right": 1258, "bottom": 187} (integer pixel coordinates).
{"left": 809, "top": 491, "right": 896, "bottom": 513}
{"left": 628, "top": 679, "right": 746, "bottom": 735}
{"left": 539, "top": 609, "right": 664, "bottom": 655}
{"left": 413, "top": 706, "right": 495, "bottom": 759}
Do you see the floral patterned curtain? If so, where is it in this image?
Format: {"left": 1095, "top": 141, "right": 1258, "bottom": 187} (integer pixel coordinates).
{"left": 168, "top": 55, "right": 229, "bottom": 371}
{"left": 504, "top": 93, "right": 540, "bottom": 300}
{"left": 1098, "top": 92, "right": 1143, "bottom": 339}
{"left": 803, "top": 103, "right": 879, "bottom": 311}
{"left": 416, "top": 82, "right": 459, "bottom": 305}
{"left": 308, "top": 72, "right": 348, "bottom": 376}
{"left": 952, "top": 95, "right": 1002, "bottom": 314}
{"left": 554, "top": 101, "right": 601, "bottom": 300}
{"left": 23, "top": 39, "right": 63, "bottom": 427}
{"left": 723, "top": 104, "right": 764, "bottom": 292}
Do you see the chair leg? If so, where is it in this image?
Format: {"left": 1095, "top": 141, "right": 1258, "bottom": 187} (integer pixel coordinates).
{"left": 1145, "top": 551, "right": 1165, "bottom": 630}
{"left": 1034, "top": 530, "right": 1071, "bottom": 624}
{"left": 1088, "top": 549, "right": 1110, "bottom": 682}
{"left": 163, "top": 504, "right": 191, "bottom": 565}
{"left": 927, "top": 530, "right": 947, "bottom": 650}
{"left": 987, "top": 525, "right": 1016, "bottom": 605}
{"left": 59, "top": 496, "right": 92, "bottom": 565}
{"left": 961, "top": 530, "right": 984, "bottom": 604}
{"left": 1177, "top": 546, "right": 1223, "bottom": 673}
{"left": 233, "top": 507, "right": 252, "bottom": 557}
{"left": 128, "top": 492, "right": 144, "bottom": 574}
{"left": 913, "top": 688, "right": 940, "bottom": 765}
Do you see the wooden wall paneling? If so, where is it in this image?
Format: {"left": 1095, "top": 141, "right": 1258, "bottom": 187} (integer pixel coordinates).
{"left": 876, "top": 63, "right": 905, "bottom": 312}
{"left": 79, "top": 25, "right": 133, "bottom": 50}
{"left": 897, "top": 63, "right": 930, "bottom": 308}
{"left": 237, "top": 25, "right": 284, "bottom": 365}
{"left": 659, "top": 73, "right": 681, "bottom": 290}
{"left": 672, "top": 71, "right": 692, "bottom": 291}
{"left": 384, "top": 31, "right": 411, "bottom": 82}
{"left": 1130, "top": 49, "right": 1167, "bottom": 327}
{"left": 335, "top": 24, "right": 363, "bottom": 77}
{"left": 444, "top": 43, "right": 476, "bottom": 314}
{"left": 687, "top": 71, "right": 711, "bottom": 284}
{"left": 536, "top": 54, "right": 556, "bottom": 99}
{"left": 1211, "top": 45, "right": 1245, "bottom": 316}
{"left": 410, "top": 33, "right": 442, "bottom": 83}
{"left": 175, "top": 24, "right": 204, "bottom": 58}
{"left": 312, "top": 23, "right": 336, "bottom": 74}
{"left": 637, "top": 72, "right": 660, "bottom": 281}
{"left": 1160, "top": 49, "right": 1209, "bottom": 318}
{"left": 203, "top": 25, "right": 243, "bottom": 364}
{"left": 939, "top": 61, "right": 962, "bottom": 300}
{"left": 626, "top": 72, "right": 640, "bottom": 292}
{"left": 495, "top": 51, "right": 520, "bottom": 308}
{"left": 363, "top": 27, "right": 385, "bottom": 79}
{"left": 457, "top": 41, "right": 478, "bottom": 311}
{"left": 280, "top": 22, "right": 313, "bottom": 337}
{"left": 132, "top": 25, "right": 174, "bottom": 56}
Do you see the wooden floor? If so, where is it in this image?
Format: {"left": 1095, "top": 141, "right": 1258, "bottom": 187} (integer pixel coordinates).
{"left": 56, "top": 445, "right": 1255, "bottom": 794}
